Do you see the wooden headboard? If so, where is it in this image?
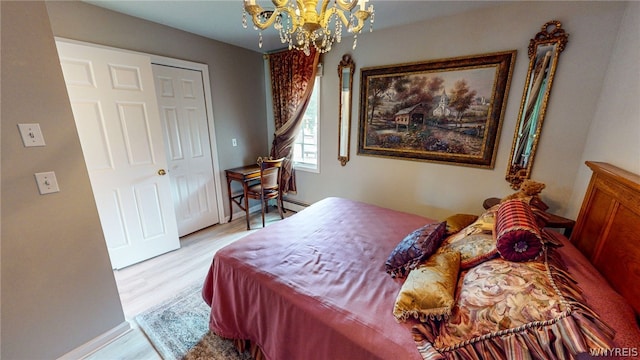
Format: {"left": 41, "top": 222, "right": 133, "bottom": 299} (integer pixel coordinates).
{"left": 570, "top": 161, "right": 640, "bottom": 317}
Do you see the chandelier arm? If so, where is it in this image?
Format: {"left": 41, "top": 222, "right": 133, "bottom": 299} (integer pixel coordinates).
{"left": 319, "top": 7, "right": 343, "bottom": 28}
{"left": 246, "top": 5, "right": 300, "bottom": 32}
{"left": 318, "top": 0, "right": 332, "bottom": 16}
{"left": 243, "top": 1, "right": 263, "bottom": 16}
{"left": 271, "top": 0, "right": 290, "bottom": 7}
{"left": 350, "top": 9, "right": 371, "bottom": 32}
{"left": 321, "top": 7, "right": 369, "bottom": 33}
{"left": 294, "top": 0, "right": 306, "bottom": 13}
{"left": 334, "top": 0, "right": 359, "bottom": 12}
{"left": 251, "top": 10, "right": 280, "bottom": 30}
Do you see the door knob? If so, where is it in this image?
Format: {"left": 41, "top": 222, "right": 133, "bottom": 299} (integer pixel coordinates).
{"left": 158, "top": 169, "right": 167, "bottom": 176}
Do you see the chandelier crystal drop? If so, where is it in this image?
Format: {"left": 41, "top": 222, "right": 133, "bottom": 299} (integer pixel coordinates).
{"left": 242, "top": 0, "right": 374, "bottom": 55}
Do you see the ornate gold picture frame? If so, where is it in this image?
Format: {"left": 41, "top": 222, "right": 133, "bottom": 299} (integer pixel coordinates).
{"left": 506, "top": 21, "right": 569, "bottom": 189}
{"left": 358, "top": 51, "right": 516, "bottom": 168}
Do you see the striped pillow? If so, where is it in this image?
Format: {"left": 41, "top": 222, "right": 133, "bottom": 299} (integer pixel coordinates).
{"left": 495, "top": 199, "right": 543, "bottom": 262}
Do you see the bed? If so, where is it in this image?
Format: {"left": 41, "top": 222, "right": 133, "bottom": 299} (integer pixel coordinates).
{"left": 202, "top": 161, "right": 640, "bottom": 359}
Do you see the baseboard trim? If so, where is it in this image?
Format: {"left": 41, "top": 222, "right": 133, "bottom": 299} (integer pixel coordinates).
{"left": 283, "top": 198, "right": 310, "bottom": 212}
{"left": 224, "top": 200, "right": 308, "bottom": 223}
{"left": 57, "top": 321, "right": 132, "bottom": 360}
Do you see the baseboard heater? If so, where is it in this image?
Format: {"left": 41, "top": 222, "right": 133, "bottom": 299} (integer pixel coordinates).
{"left": 283, "top": 197, "right": 310, "bottom": 212}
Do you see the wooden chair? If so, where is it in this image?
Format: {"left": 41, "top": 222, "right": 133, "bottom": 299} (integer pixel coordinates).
{"left": 247, "top": 157, "right": 285, "bottom": 228}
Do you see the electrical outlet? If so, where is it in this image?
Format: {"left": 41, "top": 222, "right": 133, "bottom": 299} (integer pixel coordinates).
{"left": 34, "top": 171, "right": 60, "bottom": 195}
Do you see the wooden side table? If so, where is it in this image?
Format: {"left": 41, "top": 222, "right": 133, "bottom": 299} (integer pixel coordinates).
{"left": 483, "top": 197, "right": 576, "bottom": 237}
{"left": 225, "top": 164, "right": 261, "bottom": 230}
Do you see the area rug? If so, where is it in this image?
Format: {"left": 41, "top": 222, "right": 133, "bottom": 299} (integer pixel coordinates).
{"left": 135, "top": 284, "right": 253, "bottom": 360}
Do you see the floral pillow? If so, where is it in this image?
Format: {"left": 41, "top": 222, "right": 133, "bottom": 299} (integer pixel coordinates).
{"left": 411, "top": 249, "right": 616, "bottom": 359}
{"left": 439, "top": 233, "right": 498, "bottom": 270}
{"left": 445, "top": 207, "right": 497, "bottom": 245}
{"left": 467, "top": 207, "right": 497, "bottom": 233}
{"left": 385, "top": 222, "right": 447, "bottom": 278}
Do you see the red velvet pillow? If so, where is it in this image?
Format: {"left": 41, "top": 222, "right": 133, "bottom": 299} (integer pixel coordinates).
{"left": 495, "top": 200, "right": 543, "bottom": 262}
{"left": 385, "top": 222, "right": 447, "bottom": 278}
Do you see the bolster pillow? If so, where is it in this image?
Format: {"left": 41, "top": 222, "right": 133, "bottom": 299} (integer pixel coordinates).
{"left": 495, "top": 199, "right": 544, "bottom": 262}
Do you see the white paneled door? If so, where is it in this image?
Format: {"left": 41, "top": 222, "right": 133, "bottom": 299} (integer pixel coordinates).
{"left": 152, "top": 64, "right": 220, "bottom": 236}
{"left": 56, "top": 41, "right": 180, "bottom": 269}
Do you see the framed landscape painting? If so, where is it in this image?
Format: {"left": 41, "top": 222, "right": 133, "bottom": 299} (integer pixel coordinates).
{"left": 357, "top": 50, "right": 516, "bottom": 168}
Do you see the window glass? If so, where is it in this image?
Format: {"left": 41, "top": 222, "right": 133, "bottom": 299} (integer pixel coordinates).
{"left": 292, "top": 77, "right": 320, "bottom": 171}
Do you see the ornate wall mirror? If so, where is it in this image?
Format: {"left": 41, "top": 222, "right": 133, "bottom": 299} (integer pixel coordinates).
{"left": 506, "top": 21, "right": 569, "bottom": 189}
{"left": 338, "top": 54, "right": 354, "bottom": 166}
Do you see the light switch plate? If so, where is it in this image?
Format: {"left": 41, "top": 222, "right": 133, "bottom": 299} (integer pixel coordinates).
{"left": 18, "top": 123, "right": 46, "bottom": 147}
{"left": 34, "top": 171, "right": 60, "bottom": 194}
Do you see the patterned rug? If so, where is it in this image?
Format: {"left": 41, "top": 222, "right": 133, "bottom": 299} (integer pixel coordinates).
{"left": 135, "top": 284, "right": 253, "bottom": 360}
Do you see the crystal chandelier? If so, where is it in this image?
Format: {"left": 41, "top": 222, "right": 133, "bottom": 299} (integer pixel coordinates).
{"left": 242, "top": 0, "right": 374, "bottom": 55}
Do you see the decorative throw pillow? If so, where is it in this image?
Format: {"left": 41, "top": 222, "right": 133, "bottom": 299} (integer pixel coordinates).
{"left": 393, "top": 251, "right": 461, "bottom": 322}
{"left": 412, "top": 251, "right": 616, "bottom": 359}
{"left": 443, "top": 214, "right": 478, "bottom": 235}
{"left": 495, "top": 199, "right": 544, "bottom": 262}
{"left": 469, "top": 208, "right": 497, "bottom": 233}
{"left": 385, "top": 222, "right": 447, "bottom": 278}
{"left": 439, "top": 233, "right": 499, "bottom": 269}
{"left": 442, "top": 208, "right": 497, "bottom": 245}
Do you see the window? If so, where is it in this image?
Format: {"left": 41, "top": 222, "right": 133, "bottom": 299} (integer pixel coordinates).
{"left": 292, "top": 76, "right": 320, "bottom": 172}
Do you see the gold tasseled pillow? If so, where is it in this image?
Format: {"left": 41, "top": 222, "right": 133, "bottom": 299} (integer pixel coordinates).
{"left": 443, "top": 214, "right": 479, "bottom": 235}
{"left": 393, "top": 251, "right": 461, "bottom": 322}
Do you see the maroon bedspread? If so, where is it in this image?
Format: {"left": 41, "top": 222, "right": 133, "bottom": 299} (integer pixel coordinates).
{"left": 202, "top": 197, "right": 430, "bottom": 360}
{"left": 202, "top": 197, "right": 640, "bottom": 359}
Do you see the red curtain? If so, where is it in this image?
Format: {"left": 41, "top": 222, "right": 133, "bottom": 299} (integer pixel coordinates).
{"left": 268, "top": 48, "right": 320, "bottom": 193}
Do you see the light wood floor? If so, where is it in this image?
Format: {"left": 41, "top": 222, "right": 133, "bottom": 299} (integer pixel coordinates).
{"left": 85, "top": 208, "right": 293, "bottom": 360}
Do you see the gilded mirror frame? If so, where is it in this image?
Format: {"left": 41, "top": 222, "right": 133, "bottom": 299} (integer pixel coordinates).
{"left": 338, "top": 54, "right": 354, "bottom": 166}
{"left": 506, "top": 21, "right": 569, "bottom": 189}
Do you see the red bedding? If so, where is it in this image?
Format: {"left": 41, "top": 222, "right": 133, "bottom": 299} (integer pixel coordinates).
{"left": 203, "top": 197, "right": 428, "bottom": 360}
{"left": 202, "top": 197, "right": 640, "bottom": 359}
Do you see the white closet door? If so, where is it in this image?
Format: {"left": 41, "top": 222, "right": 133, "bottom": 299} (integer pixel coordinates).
{"left": 152, "top": 64, "right": 220, "bottom": 236}
{"left": 56, "top": 40, "right": 180, "bottom": 269}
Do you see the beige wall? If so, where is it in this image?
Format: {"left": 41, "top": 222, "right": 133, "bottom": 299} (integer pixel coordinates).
{"left": 1, "top": 2, "right": 125, "bottom": 358}
{"left": 46, "top": 0, "right": 269, "bottom": 217}
{"left": 289, "top": 1, "right": 632, "bottom": 221}
{"left": 566, "top": 1, "right": 640, "bottom": 218}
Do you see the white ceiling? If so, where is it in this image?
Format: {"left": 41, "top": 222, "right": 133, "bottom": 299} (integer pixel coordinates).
{"left": 84, "top": 1, "right": 509, "bottom": 53}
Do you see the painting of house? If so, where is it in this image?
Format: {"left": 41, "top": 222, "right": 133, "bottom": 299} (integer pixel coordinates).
{"left": 394, "top": 103, "right": 431, "bottom": 131}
